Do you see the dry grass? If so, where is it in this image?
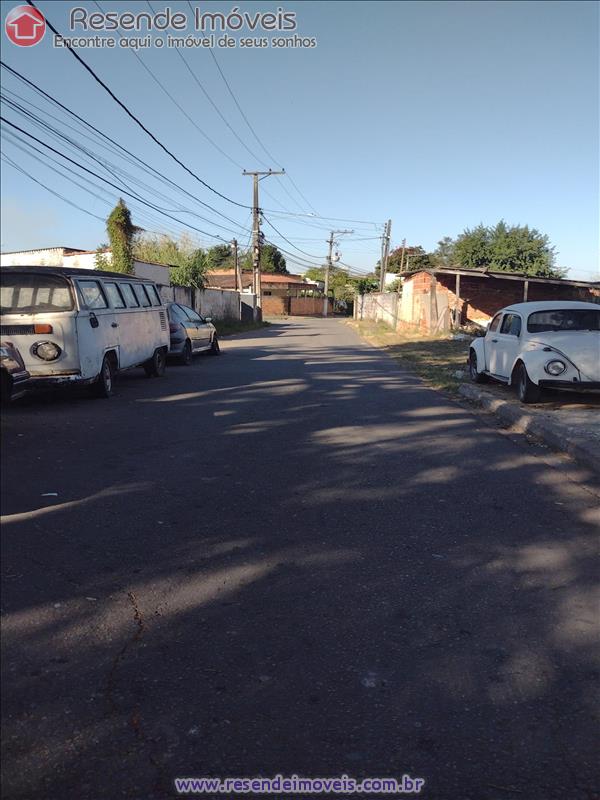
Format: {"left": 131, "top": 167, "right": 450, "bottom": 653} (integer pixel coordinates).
{"left": 350, "top": 319, "right": 471, "bottom": 392}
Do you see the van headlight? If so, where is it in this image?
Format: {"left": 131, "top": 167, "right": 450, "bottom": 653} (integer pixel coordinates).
{"left": 32, "top": 341, "right": 61, "bottom": 361}
{"left": 544, "top": 359, "right": 566, "bottom": 376}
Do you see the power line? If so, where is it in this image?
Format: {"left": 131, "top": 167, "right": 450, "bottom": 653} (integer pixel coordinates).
{"left": 1, "top": 116, "right": 235, "bottom": 243}
{"left": 25, "top": 0, "right": 250, "bottom": 209}
{"left": 0, "top": 60, "right": 249, "bottom": 229}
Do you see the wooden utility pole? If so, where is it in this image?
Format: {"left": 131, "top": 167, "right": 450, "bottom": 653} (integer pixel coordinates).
{"left": 324, "top": 229, "right": 353, "bottom": 317}
{"left": 242, "top": 169, "right": 284, "bottom": 320}
{"left": 379, "top": 219, "right": 392, "bottom": 292}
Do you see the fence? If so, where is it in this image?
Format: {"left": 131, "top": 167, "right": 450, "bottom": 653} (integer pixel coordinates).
{"left": 158, "top": 285, "right": 242, "bottom": 321}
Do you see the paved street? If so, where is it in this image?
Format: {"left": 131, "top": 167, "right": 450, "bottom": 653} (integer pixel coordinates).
{"left": 1, "top": 317, "right": 598, "bottom": 800}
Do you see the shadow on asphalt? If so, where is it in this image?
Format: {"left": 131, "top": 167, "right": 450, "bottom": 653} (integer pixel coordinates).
{"left": 1, "top": 319, "right": 599, "bottom": 799}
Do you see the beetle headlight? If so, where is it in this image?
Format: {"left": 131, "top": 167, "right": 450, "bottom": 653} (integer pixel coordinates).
{"left": 32, "top": 341, "right": 61, "bottom": 361}
{"left": 545, "top": 359, "right": 566, "bottom": 376}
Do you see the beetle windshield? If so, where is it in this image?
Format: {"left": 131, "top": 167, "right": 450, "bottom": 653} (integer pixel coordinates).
{"left": 1, "top": 274, "right": 74, "bottom": 314}
{"left": 527, "top": 309, "right": 600, "bottom": 333}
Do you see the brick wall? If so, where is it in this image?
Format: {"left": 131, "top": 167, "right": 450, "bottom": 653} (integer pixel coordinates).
{"left": 289, "top": 297, "right": 331, "bottom": 316}
{"left": 262, "top": 296, "right": 288, "bottom": 315}
{"left": 427, "top": 273, "right": 597, "bottom": 327}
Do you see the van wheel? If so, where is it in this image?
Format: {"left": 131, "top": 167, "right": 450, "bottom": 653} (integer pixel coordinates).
{"left": 96, "top": 354, "right": 115, "bottom": 398}
{"left": 144, "top": 348, "right": 167, "bottom": 377}
{"left": 514, "top": 362, "right": 541, "bottom": 404}
{"left": 210, "top": 335, "right": 220, "bottom": 356}
{"left": 180, "top": 340, "right": 192, "bottom": 366}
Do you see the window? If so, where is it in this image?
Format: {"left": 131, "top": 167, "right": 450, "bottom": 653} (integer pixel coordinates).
{"left": 168, "top": 304, "right": 189, "bottom": 323}
{"left": 78, "top": 280, "right": 107, "bottom": 309}
{"left": 500, "top": 313, "right": 521, "bottom": 336}
{"left": 133, "top": 283, "right": 151, "bottom": 307}
{"left": 103, "top": 282, "right": 126, "bottom": 309}
{"left": 488, "top": 313, "right": 502, "bottom": 333}
{"left": 527, "top": 309, "right": 600, "bottom": 333}
{"left": 119, "top": 283, "right": 139, "bottom": 308}
{"left": 0, "top": 273, "right": 74, "bottom": 313}
{"left": 181, "top": 306, "right": 201, "bottom": 322}
{"left": 147, "top": 285, "right": 162, "bottom": 306}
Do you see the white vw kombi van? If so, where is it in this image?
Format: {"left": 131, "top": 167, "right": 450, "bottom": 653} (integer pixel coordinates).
{"left": 0, "top": 267, "right": 170, "bottom": 398}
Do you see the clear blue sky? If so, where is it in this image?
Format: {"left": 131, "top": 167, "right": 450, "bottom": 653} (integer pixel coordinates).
{"left": 1, "top": 0, "right": 598, "bottom": 279}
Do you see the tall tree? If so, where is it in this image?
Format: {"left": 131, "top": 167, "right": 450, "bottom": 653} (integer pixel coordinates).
{"left": 106, "top": 199, "right": 137, "bottom": 274}
{"left": 133, "top": 233, "right": 207, "bottom": 288}
{"left": 454, "top": 220, "right": 562, "bottom": 277}
{"left": 431, "top": 236, "right": 455, "bottom": 267}
{"left": 241, "top": 243, "right": 288, "bottom": 274}
{"left": 206, "top": 244, "right": 233, "bottom": 271}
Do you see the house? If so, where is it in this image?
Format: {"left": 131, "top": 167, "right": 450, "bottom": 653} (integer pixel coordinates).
{"left": 205, "top": 271, "right": 318, "bottom": 295}
{"left": 398, "top": 267, "right": 600, "bottom": 333}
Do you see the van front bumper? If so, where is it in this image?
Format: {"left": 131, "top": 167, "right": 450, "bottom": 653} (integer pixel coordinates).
{"left": 27, "top": 372, "right": 96, "bottom": 388}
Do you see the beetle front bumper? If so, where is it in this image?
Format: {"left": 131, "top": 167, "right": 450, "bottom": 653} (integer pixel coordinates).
{"left": 538, "top": 379, "right": 600, "bottom": 392}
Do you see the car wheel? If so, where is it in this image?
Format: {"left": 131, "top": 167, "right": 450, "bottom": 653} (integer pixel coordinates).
{"left": 144, "top": 348, "right": 167, "bottom": 377}
{"left": 95, "top": 354, "right": 115, "bottom": 398}
{"left": 515, "top": 362, "right": 541, "bottom": 404}
{"left": 469, "top": 350, "right": 488, "bottom": 384}
{"left": 209, "top": 335, "right": 220, "bottom": 356}
{"left": 180, "top": 340, "right": 192, "bottom": 366}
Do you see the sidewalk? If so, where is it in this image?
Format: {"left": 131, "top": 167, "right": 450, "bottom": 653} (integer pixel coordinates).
{"left": 459, "top": 382, "right": 600, "bottom": 474}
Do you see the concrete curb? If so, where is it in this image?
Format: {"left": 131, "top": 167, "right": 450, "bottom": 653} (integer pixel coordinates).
{"left": 458, "top": 383, "right": 600, "bottom": 475}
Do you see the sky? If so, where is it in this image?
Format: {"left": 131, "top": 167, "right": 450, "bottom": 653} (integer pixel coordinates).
{"left": 0, "top": 0, "right": 598, "bottom": 280}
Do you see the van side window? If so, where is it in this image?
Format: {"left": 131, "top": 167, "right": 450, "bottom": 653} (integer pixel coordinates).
{"left": 133, "top": 284, "right": 151, "bottom": 308}
{"left": 119, "top": 284, "right": 139, "bottom": 308}
{"left": 78, "top": 280, "right": 107, "bottom": 309}
{"left": 148, "top": 285, "right": 162, "bottom": 306}
{"left": 103, "top": 282, "right": 126, "bottom": 309}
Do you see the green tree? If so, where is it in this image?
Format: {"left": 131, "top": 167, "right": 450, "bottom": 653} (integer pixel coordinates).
{"left": 170, "top": 248, "right": 207, "bottom": 289}
{"left": 133, "top": 233, "right": 207, "bottom": 288}
{"left": 431, "top": 236, "right": 455, "bottom": 267}
{"left": 206, "top": 244, "right": 233, "bottom": 271}
{"left": 387, "top": 245, "right": 432, "bottom": 274}
{"left": 259, "top": 243, "right": 287, "bottom": 274}
{"left": 94, "top": 242, "right": 110, "bottom": 270}
{"left": 305, "top": 266, "right": 357, "bottom": 301}
{"left": 454, "top": 220, "right": 563, "bottom": 277}
{"left": 106, "top": 199, "right": 138, "bottom": 274}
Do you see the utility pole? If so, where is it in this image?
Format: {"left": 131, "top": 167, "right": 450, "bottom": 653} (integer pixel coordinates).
{"left": 243, "top": 169, "right": 284, "bottom": 321}
{"left": 379, "top": 219, "right": 392, "bottom": 292}
{"left": 399, "top": 238, "right": 406, "bottom": 273}
{"left": 324, "top": 229, "right": 353, "bottom": 317}
{"left": 232, "top": 238, "right": 242, "bottom": 321}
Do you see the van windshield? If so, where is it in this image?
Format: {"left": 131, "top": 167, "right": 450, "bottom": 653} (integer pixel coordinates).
{"left": 0, "top": 274, "right": 74, "bottom": 314}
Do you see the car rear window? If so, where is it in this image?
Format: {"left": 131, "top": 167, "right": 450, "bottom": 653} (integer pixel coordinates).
{"left": 0, "top": 273, "right": 74, "bottom": 314}
{"left": 527, "top": 309, "right": 600, "bottom": 333}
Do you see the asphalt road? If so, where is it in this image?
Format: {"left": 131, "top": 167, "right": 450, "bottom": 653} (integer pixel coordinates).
{"left": 1, "top": 317, "right": 598, "bottom": 800}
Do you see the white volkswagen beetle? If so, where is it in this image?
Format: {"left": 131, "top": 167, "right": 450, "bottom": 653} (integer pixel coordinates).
{"left": 468, "top": 301, "right": 600, "bottom": 403}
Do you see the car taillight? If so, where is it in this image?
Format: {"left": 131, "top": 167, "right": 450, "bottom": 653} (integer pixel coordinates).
{"left": 34, "top": 324, "right": 53, "bottom": 334}
{"left": 169, "top": 322, "right": 179, "bottom": 333}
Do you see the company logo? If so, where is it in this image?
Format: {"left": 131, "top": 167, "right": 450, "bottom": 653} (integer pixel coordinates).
{"left": 5, "top": 5, "right": 46, "bottom": 46}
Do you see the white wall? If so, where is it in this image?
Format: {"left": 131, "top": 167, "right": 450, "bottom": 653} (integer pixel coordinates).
{"left": 0, "top": 248, "right": 65, "bottom": 267}
{"left": 64, "top": 252, "right": 107, "bottom": 270}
